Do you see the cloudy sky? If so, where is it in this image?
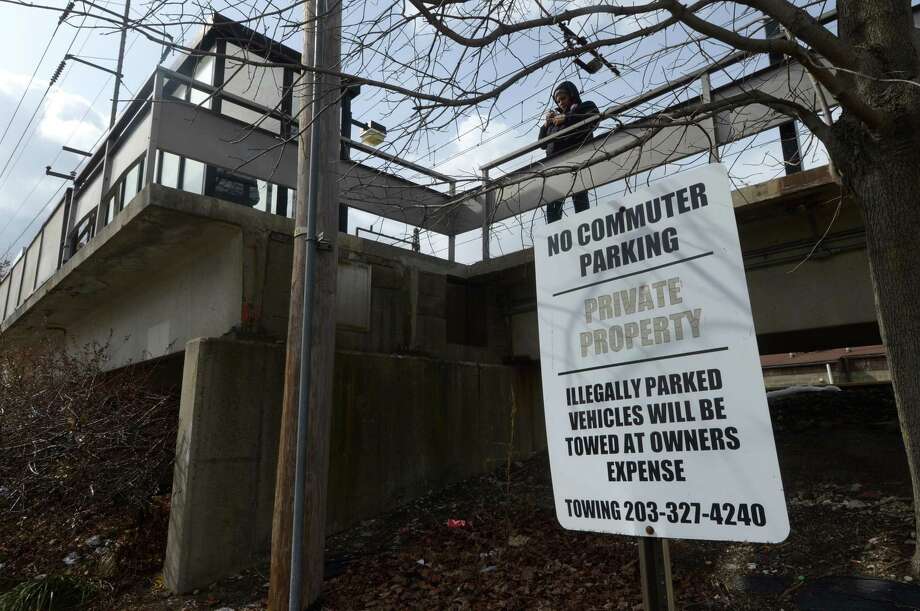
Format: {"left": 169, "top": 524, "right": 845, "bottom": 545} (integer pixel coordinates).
{"left": 0, "top": 0, "right": 169, "bottom": 263}
{"left": 0, "top": 0, "right": 830, "bottom": 265}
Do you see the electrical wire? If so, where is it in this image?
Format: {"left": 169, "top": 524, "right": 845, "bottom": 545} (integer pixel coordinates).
{"left": 0, "top": 28, "right": 143, "bottom": 258}
{"left": 0, "top": 0, "right": 208, "bottom": 262}
{"left": 0, "top": 53, "right": 115, "bottom": 243}
{"left": 0, "top": 12, "right": 88, "bottom": 188}
{"left": 0, "top": 182, "right": 66, "bottom": 262}
{"left": 0, "top": 22, "right": 99, "bottom": 223}
{"left": 2, "top": 0, "right": 783, "bottom": 262}
{"left": 0, "top": 4, "right": 71, "bottom": 150}
{"left": 0, "top": 0, "right": 199, "bottom": 260}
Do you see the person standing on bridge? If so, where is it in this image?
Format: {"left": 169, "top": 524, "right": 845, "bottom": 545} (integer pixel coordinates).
{"left": 538, "top": 81, "right": 600, "bottom": 223}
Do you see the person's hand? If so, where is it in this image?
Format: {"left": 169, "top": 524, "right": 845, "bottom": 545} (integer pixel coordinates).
{"left": 551, "top": 114, "right": 566, "bottom": 126}
{"left": 545, "top": 111, "right": 556, "bottom": 127}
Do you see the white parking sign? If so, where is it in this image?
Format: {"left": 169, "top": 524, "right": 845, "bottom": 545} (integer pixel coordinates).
{"left": 534, "top": 164, "right": 789, "bottom": 542}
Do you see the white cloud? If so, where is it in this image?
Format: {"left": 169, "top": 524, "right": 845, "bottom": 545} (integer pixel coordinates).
{"left": 0, "top": 70, "right": 39, "bottom": 97}
{"left": 37, "top": 88, "right": 105, "bottom": 150}
{"left": 0, "top": 71, "right": 105, "bottom": 257}
{"left": 435, "top": 114, "right": 538, "bottom": 180}
{"left": 612, "top": 9, "right": 667, "bottom": 36}
{"left": 0, "top": 69, "right": 105, "bottom": 151}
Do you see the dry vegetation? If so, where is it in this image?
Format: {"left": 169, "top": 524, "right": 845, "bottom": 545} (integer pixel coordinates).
{"left": 0, "top": 337, "right": 912, "bottom": 610}
{"left": 109, "top": 386, "right": 920, "bottom": 610}
{"left": 0, "top": 340, "right": 179, "bottom": 607}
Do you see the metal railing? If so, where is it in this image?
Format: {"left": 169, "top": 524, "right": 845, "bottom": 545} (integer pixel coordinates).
{"left": 471, "top": 50, "right": 818, "bottom": 260}
{"left": 1, "top": 2, "right": 880, "bottom": 324}
{"left": 465, "top": 4, "right": 920, "bottom": 261}
{"left": 0, "top": 64, "right": 464, "bottom": 328}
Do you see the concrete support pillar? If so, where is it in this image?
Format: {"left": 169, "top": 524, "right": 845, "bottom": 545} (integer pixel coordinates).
{"left": 164, "top": 337, "right": 284, "bottom": 593}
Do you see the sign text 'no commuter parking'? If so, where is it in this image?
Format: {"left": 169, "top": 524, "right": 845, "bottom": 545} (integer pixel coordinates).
{"left": 534, "top": 163, "right": 789, "bottom": 543}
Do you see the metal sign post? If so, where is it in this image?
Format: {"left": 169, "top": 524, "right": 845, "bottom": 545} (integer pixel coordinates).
{"left": 638, "top": 538, "right": 675, "bottom": 611}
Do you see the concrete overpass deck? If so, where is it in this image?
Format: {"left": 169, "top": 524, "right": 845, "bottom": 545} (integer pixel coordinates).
{"left": 1, "top": 163, "right": 878, "bottom": 370}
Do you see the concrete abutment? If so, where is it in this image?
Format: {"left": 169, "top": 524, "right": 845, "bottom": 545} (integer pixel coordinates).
{"left": 164, "top": 337, "right": 545, "bottom": 593}
{"left": 164, "top": 337, "right": 284, "bottom": 593}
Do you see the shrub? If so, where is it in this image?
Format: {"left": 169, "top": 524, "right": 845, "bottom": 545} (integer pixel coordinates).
{"left": 0, "top": 339, "right": 178, "bottom": 580}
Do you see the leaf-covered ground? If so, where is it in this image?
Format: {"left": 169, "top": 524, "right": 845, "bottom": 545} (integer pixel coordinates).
{"left": 0, "top": 342, "right": 179, "bottom": 602}
{"left": 109, "top": 385, "right": 920, "bottom": 610}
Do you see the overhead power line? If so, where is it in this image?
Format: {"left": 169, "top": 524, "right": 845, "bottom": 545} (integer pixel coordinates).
{"left": 0, "top": 30, "right": 141, "bottom": 258}
{"left": 0, "top": 0, "right": 204, "bottom": 260}
{"left": 0, "top": 1, "right": 74, "bottom": 149}
{"left": 0, "top": 182, "right": 66, "bottom": 263}
{"left": 0, "top": 15, "right": 87, "bottom": 188}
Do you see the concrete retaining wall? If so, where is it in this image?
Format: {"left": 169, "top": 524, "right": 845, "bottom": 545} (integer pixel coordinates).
{"left": 164, "top": 338, "right": 284, "bottom": 593}
{"left": 165, "top": 338, "right": 546, "bottom": 592}
{"left": 327, "top": 350, "right": 545, "bottom": 533}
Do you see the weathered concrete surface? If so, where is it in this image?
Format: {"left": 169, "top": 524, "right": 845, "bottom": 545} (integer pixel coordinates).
{"left": 165, "top": 339, "right": 545, "bottom": 593}
{"left": 746, "top": 250, "right": 874, "bottom": 334}
{"left": 164, "top": 337, "right": 284, "bottom": 593}
{"left": 326, "top": 351, "right": 545, "bottom": 534}
{"left": 463, "top": 171, "right": 876, "bottom": 356}
{"left": 65, "top": 228, "right": 243, "bottom": 367}
{"left": 1, "top": 167, "right": 878, "bottom": 367}
{"left": 0, "top": 185, "right": 293, "bottom": 369}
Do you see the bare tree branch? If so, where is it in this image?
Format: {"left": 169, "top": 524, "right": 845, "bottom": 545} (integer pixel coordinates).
{"left": 736, "top": 0, "right": 856, "bottom": 69}
{"left": 660, "top": 0, "right": 885, "bottom": 128}
{"left": 406, "top": 0, "right": 684, "bottom": 48}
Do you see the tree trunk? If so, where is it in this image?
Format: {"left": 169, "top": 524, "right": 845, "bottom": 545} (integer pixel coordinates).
{"left": 844, "top": 138, "right": 920, "bottom": 575}
{"left": 830, "top": 0, "right": 920, "bottom": 574}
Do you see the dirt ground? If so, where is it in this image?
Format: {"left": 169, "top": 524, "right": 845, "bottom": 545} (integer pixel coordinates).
{"left": 99, "top": 385, "right": 920, "bottom": 610}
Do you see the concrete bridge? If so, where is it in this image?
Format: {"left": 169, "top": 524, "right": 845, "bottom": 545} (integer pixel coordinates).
{"left": 0, "top": 12, "right": 886, "bottom": 594}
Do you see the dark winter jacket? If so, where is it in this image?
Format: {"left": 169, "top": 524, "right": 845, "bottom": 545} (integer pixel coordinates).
{"left": 538, "top": 81, "right": 600, "bottom": 158}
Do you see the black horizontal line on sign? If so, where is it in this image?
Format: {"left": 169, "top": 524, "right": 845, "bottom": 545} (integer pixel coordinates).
{"left": 552, "top": 251, "right": 716, "bottom": 297}
{"left": 557, "top": 346, "right": 729, "bottom": 376}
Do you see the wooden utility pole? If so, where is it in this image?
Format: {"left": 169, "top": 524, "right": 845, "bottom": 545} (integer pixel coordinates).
{"left": 268, "top": 0, "right": 342, "bottom": 605}
{"left": 109, "top": 0, "right": 130, "bottom": 129}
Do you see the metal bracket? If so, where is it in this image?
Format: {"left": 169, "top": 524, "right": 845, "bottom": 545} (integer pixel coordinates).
{"left": 316, "top": 231, "right": 332, "bottom": 251}
{"left": 293, "top": 227, "right": 332, "bottom": 251}
{"left": 46, "top": 166, "right": 76, "bottom": 181}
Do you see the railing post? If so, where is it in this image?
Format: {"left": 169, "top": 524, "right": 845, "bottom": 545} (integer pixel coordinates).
{"left": 14, "top": 249, "right": 28, "bottom": 311}
{"left": 481, "top": 169, "right": 491, "bottom": 262}
{"left": 96, "top": 140, "right": 114, "bottom": 234}
{"left": 1, "top": 261, "right": 12, "bottom": 320}
{"left": 699, "top": 73, "right": 721, "bottom": 163}
{"left": 338, "top": 85, "right": 361, "bottom": 230}
{"left": 59, "top": 187, "right": 76, "bottom": 266}
{"left": 145, "top": 69, "right": 164, "bottom": 187}
{"left": 448, "top": 181, "right": 456, "bottom": 262}
{"left": 32, "top": 229, "right": 44, "bottom": 293}
{"left": 765, "top": 20, "right": 803, "bottom": 174}
{"left": 639, "top": 538, "right": 676, "bottom": 611}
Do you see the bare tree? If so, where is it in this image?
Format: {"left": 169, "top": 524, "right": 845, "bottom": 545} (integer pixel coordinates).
{"left": 217, "top": 0, "right": 920, "bottom": 577}
{"left": 6, "top": 0, "right": 920, "bottom": 575}
{"left": 356, "top": 0, "right": 920, "bottom": 574}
